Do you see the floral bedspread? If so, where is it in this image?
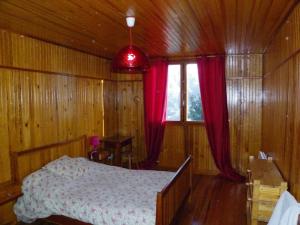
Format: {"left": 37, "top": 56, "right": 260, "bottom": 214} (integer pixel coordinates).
{"left": 14, "top": 156, "right": 174, "bottom": 225}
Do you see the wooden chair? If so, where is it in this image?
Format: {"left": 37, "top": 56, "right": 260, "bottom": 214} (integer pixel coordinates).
{"left": 88, "top": 149, "right": 112, "bottom": 164}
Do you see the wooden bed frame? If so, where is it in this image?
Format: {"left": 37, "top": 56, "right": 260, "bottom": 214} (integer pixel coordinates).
{"left": 10, "top": 135, "right": 192, "bottom": 225}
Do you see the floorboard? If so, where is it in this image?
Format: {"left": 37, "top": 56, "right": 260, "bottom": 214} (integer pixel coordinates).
{"left": 174, "top": 175, "right": 247, "bottom": 225}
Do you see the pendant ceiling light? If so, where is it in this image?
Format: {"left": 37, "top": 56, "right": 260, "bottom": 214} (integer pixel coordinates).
{"left": 112, "top": 16, "right": 149, "bottom": 73}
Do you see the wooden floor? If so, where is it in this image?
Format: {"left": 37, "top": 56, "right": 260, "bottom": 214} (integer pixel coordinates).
{"left": 174, "top": 175, "right": 247, "bottom": 225}
{"left": 20, "top": 175, "right": 248, "bottom": 225}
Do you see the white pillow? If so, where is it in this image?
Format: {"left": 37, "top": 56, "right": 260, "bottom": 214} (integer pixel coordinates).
{"left": 43, "top": 155, "right": 89, "bottom": 179}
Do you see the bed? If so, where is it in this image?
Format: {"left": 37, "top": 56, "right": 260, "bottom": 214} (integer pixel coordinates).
{"left": 10, "top": 135, "right": 192, "bottom": 225}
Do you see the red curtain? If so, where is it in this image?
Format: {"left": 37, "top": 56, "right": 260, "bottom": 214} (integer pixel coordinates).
{"left": 197, "top": 56, "right": 244, "bottom": 182}
{"left": 141, "top": 59, "right": 168, "bottom": 169}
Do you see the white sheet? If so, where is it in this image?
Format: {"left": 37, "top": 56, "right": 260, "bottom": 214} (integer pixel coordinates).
{"left": 268, "top": 191, "right": 300, "bottom": 225}
{"left": 14, "top": 157, "right": 175, "bottom": 225}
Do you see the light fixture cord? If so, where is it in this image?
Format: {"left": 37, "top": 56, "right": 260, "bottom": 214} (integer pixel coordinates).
{"left": 129, "top": 27, "right": 133, "bottom": 46}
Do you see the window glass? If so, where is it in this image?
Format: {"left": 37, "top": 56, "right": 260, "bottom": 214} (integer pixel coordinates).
{"left": 166, "top": 64, "right": 181, "bottom": 121}
{"left": 186, "top": 63, "right": 203, "bottom": 121}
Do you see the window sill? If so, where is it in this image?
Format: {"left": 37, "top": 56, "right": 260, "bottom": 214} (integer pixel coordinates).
{"left": 165, "top": 121, "right": 205, "bottom": 126}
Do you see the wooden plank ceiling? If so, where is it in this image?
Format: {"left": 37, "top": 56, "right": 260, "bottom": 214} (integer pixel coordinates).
{"left": 0, "top": 0, "right": 297, "bottom": 58}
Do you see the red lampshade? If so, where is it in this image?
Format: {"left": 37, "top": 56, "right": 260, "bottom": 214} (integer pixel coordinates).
{"left": 112, "top": 45, "right": 149, "bottom": 73}
{"left": 89, "top": 136, "right": 100, "bottom": 148}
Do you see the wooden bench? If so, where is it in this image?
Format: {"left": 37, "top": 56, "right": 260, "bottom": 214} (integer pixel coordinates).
{"left": 246, "top": 157, "right": 287, "bottom": 225}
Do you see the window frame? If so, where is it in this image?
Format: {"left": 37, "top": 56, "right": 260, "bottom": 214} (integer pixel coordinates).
{"left": 166, "top": 60, "right": 204, "bottom": 125}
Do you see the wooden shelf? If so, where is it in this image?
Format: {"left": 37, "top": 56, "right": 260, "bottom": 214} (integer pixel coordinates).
{"left": 0, "top": 183, "right": 22, "bottom": 205}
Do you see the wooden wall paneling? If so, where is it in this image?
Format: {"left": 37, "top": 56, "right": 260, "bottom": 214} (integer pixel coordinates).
{"left": 239, "top": 78, "right": 262, "bottom": 171}
{"left": 186, "top": 124, "right": 217, "bottom": 174}
{"left": 160, "top": 124, "right": 186, "bottom": 169}
{"left": 226, "top": 54, "right": 262, "bottom": 78}
{"left": 263, "top": 60, "right": 296, "bottom": 190}
{"left": 262, "top": 3, "right": 300, "bottom": 200}
{"left": 0, "top": 30, "right": 12, "bottom": 66}
{"left": 284, "top": 59, "right": 296, "bottom": 182}
{"left": 30, "top": 72, "right": 58, "bottom": 148}
{"left": 7, "top": 32, "right": 111, "bottom": 79}
{"left": 0, "top": 70, "right": 11, "bottom": 182}
{"left": 226, "top": 55, "right": 262, "bottom": 173}
{"left": 226, "top": 78, "right": 242, "bottom": 171}
{"left": 73, "top": 78, "right": 86, "bottom": 137}
{"left": 56, "top": 76, "right": 75, "bottom": 140}
{"left": 7, "top": 70, "right": 32, "bottom": 152}
{"left": 226, "top": 78, "right": 263, "bottom": 173}
{"left": 103, "top": 81, "right": 118, "bottom": 137}
{"left": 92, "top": 79, "right": 105, "bottom": 137}
{"left": 290, "top": 54, "right": 300, "bottom": 200}
{"left": 82, "top": 78, "right": 95, "bottom": 136}
{"left": 133, "top": 82, "right": 146, "bottom": 161}
{"left": 0, "top": 29, "right": 112, "bottom": 184}
{"left": 116, "top": 77, "right": 146, "bottom": 161}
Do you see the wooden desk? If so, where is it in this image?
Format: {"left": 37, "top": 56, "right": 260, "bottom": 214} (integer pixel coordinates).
{"left": 101, "top": 135, "right": 133, "bottom": 166}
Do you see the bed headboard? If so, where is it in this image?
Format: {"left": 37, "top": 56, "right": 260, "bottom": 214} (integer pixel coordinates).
{"left": 10, "top": 135, "right": 88, "bottom": 184}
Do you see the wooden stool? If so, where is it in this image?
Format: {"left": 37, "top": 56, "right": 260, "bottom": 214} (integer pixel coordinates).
{"left": 122, "top": 151, "right": 139, "bottom": 169}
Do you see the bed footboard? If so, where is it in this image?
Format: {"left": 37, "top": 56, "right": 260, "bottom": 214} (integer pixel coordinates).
{"left": 156, "top": 155, "right": 192, "bottom": 225}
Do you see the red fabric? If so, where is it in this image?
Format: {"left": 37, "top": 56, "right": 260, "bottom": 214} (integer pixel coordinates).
{"left": 141, "top": 60, "right": 168, "bottom": 169}
{"left": 197, "top": 56, "right": 244, "bottom": 182}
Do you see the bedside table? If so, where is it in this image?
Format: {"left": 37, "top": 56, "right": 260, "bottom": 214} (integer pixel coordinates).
{"left": 0, "top": 183, "right": 22, "bottom": 205}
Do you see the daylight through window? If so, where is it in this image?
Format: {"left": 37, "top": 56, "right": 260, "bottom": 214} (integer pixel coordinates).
{"left": 166, "top": 63, "right": 203, "bottom": 122}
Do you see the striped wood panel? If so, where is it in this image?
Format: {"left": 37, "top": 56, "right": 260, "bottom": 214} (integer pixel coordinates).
{"left": 0, "top": 70, "right": 114, "bottom": 182}
{"left": 262, "top": 3, "right": 300, "bottom": 200}
{"left": 0, "top": 30, "right": 111, "bottom": 79}
{"left": 0, "top": 30, "right": 115, "bottom": 185}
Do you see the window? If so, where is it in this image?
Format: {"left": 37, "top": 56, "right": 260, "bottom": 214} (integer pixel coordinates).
{"left": 166, "top": 62, "right": 203, "bottom": 122}
{"left": 186, "top": 64, "right": 203, "bottom": 121}
{"left": 166, "top": 65, "right": 181, "bottom": 121}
